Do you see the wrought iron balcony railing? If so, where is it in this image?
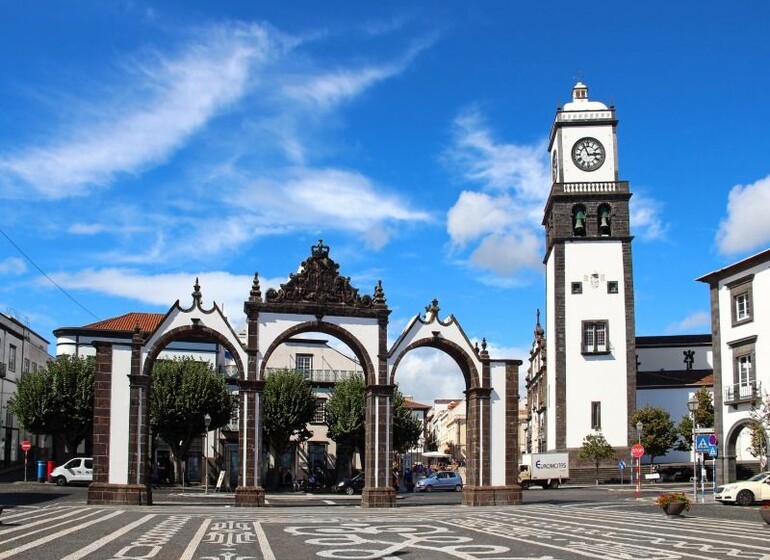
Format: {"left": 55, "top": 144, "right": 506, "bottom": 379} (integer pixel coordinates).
{"left": 724, "top": 380, "right": 761, "bottom": 405}
{"left": 265, "top": 368, "right": 361, "bottom": 383}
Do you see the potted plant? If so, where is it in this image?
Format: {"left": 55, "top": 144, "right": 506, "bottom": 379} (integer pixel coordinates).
{"left": 655, "top": 492, "right": 691, "bottom": 517}
{"left": 760, "top": 504, "right": 770, "bottom": 525}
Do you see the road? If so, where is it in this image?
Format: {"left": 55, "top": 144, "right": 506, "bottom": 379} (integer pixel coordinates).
{"left": 1, "top": 482, "right": 768, "bottom": 559}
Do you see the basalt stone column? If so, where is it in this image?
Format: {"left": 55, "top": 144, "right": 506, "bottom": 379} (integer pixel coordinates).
{"left": 462, "top": 386, "right": 493, "bottom": 506}
{"left": 235, "top": 380, "right": 265, "bottom": 506}
{"left": 362, "top": 384, "right": 395, "bottom": 508}
{"left": 87, "top": 342, "right": 151, "bottom": 505}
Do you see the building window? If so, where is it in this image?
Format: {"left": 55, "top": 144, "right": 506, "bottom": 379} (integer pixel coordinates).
{"left": 312, "top": 398, "right": 326, "bottom": 424}
{"left": 307, "top": 443, "right": 326, "bottom": 473}
{"left": 591, "top": 401, "right": 601, "bottom": 430}
{"left": 8, "top": 344, "right": 16, "bottom": 372}
{"left": 727, "top": 336, "right": 757, "bottom": 402}
{"left": 728, "top": 275, "right": 753, "bottom": 326}
{"left": 23, "top": 358, "right": 30, "bottom": 375}
{"left": 582, "top": 321, "right": 608, "bottom": 354}
{"left": 571, "top": 282, "right": 583, "bottom": 294}
{"left": 296, "top": 354, "right": 313, "bottom": 374}
{"left": 607, "top": 281, "right": 618, "bottom": 294}
{"left": 32, "top": 362, "right": 38, "bottom": 373}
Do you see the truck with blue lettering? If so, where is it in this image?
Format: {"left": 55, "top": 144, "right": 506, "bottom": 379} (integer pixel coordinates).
{"left": 518, "top": 452, "right": 569, "bottom": 489}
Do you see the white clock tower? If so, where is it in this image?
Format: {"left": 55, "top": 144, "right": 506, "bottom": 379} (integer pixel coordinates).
{"left": 543, "top": 82, "right": 636, "bottom": 454}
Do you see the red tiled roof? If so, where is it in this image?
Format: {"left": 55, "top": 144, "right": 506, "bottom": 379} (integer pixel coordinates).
{"left": 404, "top": 398, "right": 432, "bottom": 410}
{"left": 83, "top": 312, "right": 165, "bottom": 333}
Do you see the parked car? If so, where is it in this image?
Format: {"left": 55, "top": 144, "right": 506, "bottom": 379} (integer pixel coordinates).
{"left": 336, "top": 473, "right": 365, "bottom": 495}
{"left": 50, "top": 457, "right": 93, "bottom": 486}
{"left": 415, "top": 471, "right": 463, "bottom": 492}
{"left": 714, "top": 471, "right": 770, "bottom": 505}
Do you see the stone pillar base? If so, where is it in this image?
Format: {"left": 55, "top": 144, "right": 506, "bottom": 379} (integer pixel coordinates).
{"left": 234, "top": 486, "right": 266, "bottom": 507}
{"left": 361, "top": 487, "right": 396, "bottom": 508}
{"left": 87, "top": 483, "right": 152, "bottom": 505}
{"left": 462, "top": 485, "right": 522, "bottom": 506}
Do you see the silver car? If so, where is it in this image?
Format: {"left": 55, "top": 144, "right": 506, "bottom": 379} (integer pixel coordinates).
{"left": 415, "top": 471, "right": 463, "bottom": 492}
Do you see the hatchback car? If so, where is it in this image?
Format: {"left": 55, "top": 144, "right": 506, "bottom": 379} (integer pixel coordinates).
{"left": 50, "top": 457, "right": 93, "bottom": 486}
{"left": 415, "top": 471, "right": 463, "bottom": 492}
{"left": 714, "top": 471, "right": 770, "bottom": 505}
{"left": 335, "top": 473, "right": 365, "bottom": 495}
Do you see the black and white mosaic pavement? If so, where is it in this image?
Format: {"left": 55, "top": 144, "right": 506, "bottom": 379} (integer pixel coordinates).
{"left": 1, "top": 504, "right": 768, "bottom": 559}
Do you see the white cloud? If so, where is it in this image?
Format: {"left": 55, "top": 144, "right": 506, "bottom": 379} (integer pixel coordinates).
{"left": 716, "top": 175, "right": 770, "bottom": 255}
{"left": 443, "top": 107, "right": 548, "bottom": 281}
{"left": 45, "top": 268, "right": 290, "bottom": 330}
{"left": 0, "top": 257, "right": 27, "bottom": 276}
{"left": 665, "top": 311, "right": 711, "bottom": 334}
{"left": 0, "top": 23, "right": 276, "bottom": 198}
{"left": 395, "top": 348, "right": 467, "bottom": 405}
{"left": 631, "top": 192, "right": 667, "bottom": 241}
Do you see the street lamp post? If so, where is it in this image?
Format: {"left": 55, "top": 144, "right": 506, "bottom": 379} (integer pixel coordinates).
{"left": 635, "top": 421, "right": 643, "bottom": 499}
{"left": 687, "top": 397, "right": 699, "bottom": 500}
{"left": 204, "top": 413, "right": 212, "bottom": 495}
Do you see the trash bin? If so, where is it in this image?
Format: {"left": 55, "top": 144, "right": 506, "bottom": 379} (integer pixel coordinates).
{"left": 47, "top": 460, "right": 56, "bottom": 481}
{"left": 37, "top": 460, "right": 46, "bottom": 482}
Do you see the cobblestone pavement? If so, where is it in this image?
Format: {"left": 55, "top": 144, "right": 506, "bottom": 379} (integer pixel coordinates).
{"left": 1, "top": 501, "right": 769, "bottom": 560}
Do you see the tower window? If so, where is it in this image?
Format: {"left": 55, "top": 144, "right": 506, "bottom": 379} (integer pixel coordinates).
{"left": 607, "top": 281, "right": 619, "bottom": 294}
{"left": 598, "top": 204, "right": 611, "bottom": 236}
{"left": 572, "top": 205, "right": 586, "bottom": 237}
{"left": 582, "top": 321, "right": 609, "bottom": 354}
{"left": 591, "top": 401, "right": 601, "bottom": 430}
{"left": 571, "top": 282, "right": 583, "bottom": 294}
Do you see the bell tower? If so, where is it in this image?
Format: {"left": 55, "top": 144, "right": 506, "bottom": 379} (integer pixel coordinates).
{"left": 543, "top": 82, "right": 636, "bottom": 453}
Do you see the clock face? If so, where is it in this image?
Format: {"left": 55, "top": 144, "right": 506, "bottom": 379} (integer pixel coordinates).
{"left": 571, "top": 137, "right": 606, "bottom": 171}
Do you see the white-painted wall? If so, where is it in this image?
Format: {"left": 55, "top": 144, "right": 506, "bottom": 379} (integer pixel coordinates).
{"left": 545, "top": 254, "right": 557, "bottom": 450}
{"left": 638, "top": 346, "right": 712, "bottom": 372}
{"left": 489, "top": 361, "right": 507, "bottom": 486}
{"left": 108, "top": 344, "right": 132, "bottom": 485}
{"left": 564, "top": 240, "right": 629, "bottom": 448}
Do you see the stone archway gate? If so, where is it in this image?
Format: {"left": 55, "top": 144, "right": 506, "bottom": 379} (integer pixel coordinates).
{"left": 87, "top": 241, "right": 522, "bottom": 507}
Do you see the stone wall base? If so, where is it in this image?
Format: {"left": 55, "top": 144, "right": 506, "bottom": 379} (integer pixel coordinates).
{"left": 87, "top": 483, "right": 152, "bottom": 505}
{"left": 361, "top": 487, "right": 396, "bottom": 508}
{"left": 462, "top": 485, "right": 522, "bottom": 506}
{"left": 234, "top": 486, "right": 266, "bottom": 506}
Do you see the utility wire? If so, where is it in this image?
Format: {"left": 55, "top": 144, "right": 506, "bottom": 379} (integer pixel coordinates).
{"left": 0, "top": 225, "right": 101, "bottom": 321}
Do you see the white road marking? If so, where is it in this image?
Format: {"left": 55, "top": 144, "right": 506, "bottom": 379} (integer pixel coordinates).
{"left": 59, "top": 514, "right": 156, "bottom": 560}
{"left": 178, "top": 518, "right": 210, "bottom": 560}
{"left": 253, "top": 521, "right": 276, "bottom": 560}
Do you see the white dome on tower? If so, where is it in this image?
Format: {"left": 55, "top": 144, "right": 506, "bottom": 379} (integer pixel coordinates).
{"left": 563, "top": 81, "right": 609, "bottom": 111}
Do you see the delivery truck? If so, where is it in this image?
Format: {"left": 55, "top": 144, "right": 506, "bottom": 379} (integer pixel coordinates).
{"left": 519, "top": 452, "right": 569, "bottom": 489}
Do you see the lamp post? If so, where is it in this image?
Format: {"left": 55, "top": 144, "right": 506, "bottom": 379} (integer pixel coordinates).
{"left": 635, "top": 421, "right": 642, "bottom": 498}
{"left": 204, "top": 413, "right": 212, "bottom": 495}
{"left": 687, "top": 397, "right": 699, "bottom": 500}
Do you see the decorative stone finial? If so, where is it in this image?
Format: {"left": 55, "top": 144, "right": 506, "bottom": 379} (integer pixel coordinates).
{"left": 250, "top": 272, "right": 262, "bottom": 302}
{"left": 192, "top": 277, "right": 203, "bottom": 306}
{"left": 372, "top": 280, "right": 386, "bottom": 306}
{"left": 425, "top": 298, "right": 440, "bottom": 316}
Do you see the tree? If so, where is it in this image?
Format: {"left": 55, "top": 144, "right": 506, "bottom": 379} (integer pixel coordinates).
{"left": 262, "top": 369, "right": 316, "bottom": 486}
{"left": 577, "top": 432, "right": 616, "bottom": 485}
{"left": 392, "top": 391, "right": 423, "bottom": 454}
{"left": 9, "top": 355, "right": 94, "bottom": 457}
{"left": 631, "top": 405, "right": 678, "bottom": 466}
{"left": 150, "top": 357, "right": 236, "bottom": 483}
{"left": 325, "top": 375, "right": 366, "bottom": 480}
{"left": 750, "top": 391, "right": 770, "bottom": 467}
{"left": 675, "top": 388, "right": 715, "bottom": 451}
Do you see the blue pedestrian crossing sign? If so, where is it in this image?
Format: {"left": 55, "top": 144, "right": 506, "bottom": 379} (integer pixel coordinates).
{"left": 696, "top": 434, "right": 718, "bottom": 457}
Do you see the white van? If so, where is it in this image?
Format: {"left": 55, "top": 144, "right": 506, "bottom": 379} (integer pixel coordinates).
{"left": 50, "top": 457, "right": 93, "bottom": 486}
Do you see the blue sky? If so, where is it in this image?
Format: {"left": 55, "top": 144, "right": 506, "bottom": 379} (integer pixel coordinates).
{"left": 2, "top": 2, "right": 770, "bottom": 403}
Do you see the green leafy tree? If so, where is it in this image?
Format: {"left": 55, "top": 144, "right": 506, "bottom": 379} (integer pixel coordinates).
{"left": 150, "top": 357, "right": 236, "bottom": 483}
{"left": 631, "top": 405, "right": 678, "bottom": 465}
{"left": 9, "top": 355, "right": 94, "bottom": 457}
{"left": 9, "top": 370, "right": 52, "bottom": 435}
{"left": 262, "top": 369, "right": 316, "bottom": 485}
{"left": 577, "top": 431, "right": 616, "bottom": 485}
{"left": 675, "top": 388, "right": 715, "bottom": 451}
{"left": 325, "top": 375, "right": 366, "bottom": 479}
{"left": 393, "top": 391, "right": 423, "bottom": 454}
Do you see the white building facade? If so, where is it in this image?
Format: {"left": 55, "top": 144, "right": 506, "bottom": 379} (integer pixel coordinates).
{"left": 698, "top": 248, "right": 770, "bottom": 483}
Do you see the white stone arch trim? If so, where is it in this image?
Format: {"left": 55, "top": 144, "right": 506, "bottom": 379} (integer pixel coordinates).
{"left": 258, "top": 319, "right": 377, "bottom": 383}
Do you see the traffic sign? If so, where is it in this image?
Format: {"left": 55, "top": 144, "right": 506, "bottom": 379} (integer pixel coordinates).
{"left": 631, "top": 444, "right": 645, "bottom": 458}
{"left": 695, "top": 434, "right": 712, "bottom": 452}
{"left": 707, "top": 444, "right": 718, "bottom": 457}
{"left": 21, "top": 440, "right": 31, "bottom": 452}
{"left": 618, "top": 460, "right": 626, "bottom": 470}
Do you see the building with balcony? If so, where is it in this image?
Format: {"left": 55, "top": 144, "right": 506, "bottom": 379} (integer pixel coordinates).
{"left": 698, "top": 247, "right": 770, "bottom": 482}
